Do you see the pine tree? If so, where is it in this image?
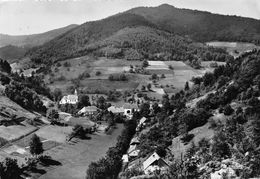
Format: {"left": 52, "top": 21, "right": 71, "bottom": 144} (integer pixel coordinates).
{"left": 29, "top": 134, "right": 44, "bottom": 156}
{"left": 184, "top": 81, "right": 190, "bottom": 91}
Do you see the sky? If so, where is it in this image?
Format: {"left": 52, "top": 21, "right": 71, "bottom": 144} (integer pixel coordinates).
{"left": 0, "top": 0, "right": 260, "bottom": 35}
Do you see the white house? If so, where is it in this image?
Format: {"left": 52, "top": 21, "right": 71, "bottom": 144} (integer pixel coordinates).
{"left": 143, "top": 152, "right": 169, "bottom": 175}
{"left": 78, "top": 106, "right": 99, "bottom": 115}
{"left": 122, "top": 154, "right": 129, "bottom": 163}
{"left": 123, "top": 103, "right": 139, "bottom": 118}
{"left": 59, "top": 90, "right": 78, "bottom": 105}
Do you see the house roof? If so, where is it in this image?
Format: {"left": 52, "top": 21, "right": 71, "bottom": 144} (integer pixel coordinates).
{"left": 123, "top": 103, "right": 138, "bottom": 109}
{"left": 61, "top": 94, "right": 78, "bottom": 102}
{"left": 108, "top": 106, "right": 124, "bottom": 113}
{"left": 130, "top": 136, "right": 140, "bottom": 145}
{"left": 143, "top": 152, "right": 168, "bottom": 170}
{"left": 139, "top": 117, "right": 147, "bottom": 125}
{"left": 79, "top": 106, "right": 98, "bottom": 113}
{"left": 127, "top": 144, "right": 140, "bottom": 156}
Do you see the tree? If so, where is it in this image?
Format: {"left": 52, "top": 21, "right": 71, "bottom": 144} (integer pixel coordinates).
{"left": 203, "top": 72, "right": 215, "bottom": 86}
{"left": 139, "top": 103, "right": 150, "bottom": 117}
{"left": 152, "top": 102, "right": 161, "bottom": 114}
{"left": 156, "top": 146, "right": 167, "bottom": 158}
{"left": 141, "top": 85, "right": 146, "bottom": 91}
{"left": 4, "top": 158, "right": 21, "bottom": 179}
{"left": 142, "top": 60, "right": 149, "bottom": 68}
{"left": 97, "top": 96, "right": 106, "bottom": 109}
{"left": 29, "top": 134, "right": 44, "bottom": 156}
{"left": 184, "top": 81, "right": 190, "bottom": 91}
{"left": 78, "top": 95, "right": 90, "bottom": 108}
{"left": 212, "top": 130, "right": 231, "bottom": 159}
{"left": 96, "top": 71, "right": 101, "bottom": 76}
{"left": 147, "top": 83, "right": 152, "bottom": 91}
{"left": 161, "top": 74, "right": 166, "bottom": 78}
{"left": 46, "top": 108, "right": 59, "bottom": 124}
{"left": 223, "top": 104, "right": 234, "bottom": 115}
{"left": 53, "top": 88, "right": 62, "bottom": 102}
{"left": 251, "top": 114, "right": 260, "bottom": 146}
{"left": 151, "top": 73, "right": 158, "bottom": 80}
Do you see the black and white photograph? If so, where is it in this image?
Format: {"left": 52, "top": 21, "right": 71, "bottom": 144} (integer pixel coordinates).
{"left": 0, "top": 0, "right": 260, "bottom": 178}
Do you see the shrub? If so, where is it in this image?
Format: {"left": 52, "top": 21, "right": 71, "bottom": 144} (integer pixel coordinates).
{"left": 223, "top": 105, "right": 234, "bottom": 115}
{"left": 95, "top": 71, "right": 101, "bottom": 76}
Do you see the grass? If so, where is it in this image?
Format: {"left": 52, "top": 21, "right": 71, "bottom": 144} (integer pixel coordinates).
{"left": 0, "top": 124, "right": 37, "bottom": 141}
{"left": 35, "top": 125, "right": 73, "bottom": 143}
{"left": 36, "top": 124, "right": 124, "bottom": 179}
{"left": 169, "top": 122, "right": 214, "bottom": 160}
{"left": 47, "top": 57, "right": 141, "bottom": 94}
{"left": 81, "top": 79, "right": 139, "bottom": 93}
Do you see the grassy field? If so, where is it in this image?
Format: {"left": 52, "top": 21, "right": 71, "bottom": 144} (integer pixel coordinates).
{"left": 35, "top": 126, "right": 73, "bottom": 143}
{"left": 37, "top": 124, "right": 124, "bottom": 179}
{"left": 0, "top": 124, "right": 37, "bottom": 141}
{"left": 47, "top": 57, "right": 142, "bottom": 94}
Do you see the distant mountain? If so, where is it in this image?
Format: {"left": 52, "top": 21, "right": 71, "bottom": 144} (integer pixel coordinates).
{"left": 127, "top": 4, "right": 260, "bottom": 43}
{"left": 26, "top": 4, "right": 260, "bottom": 63}
{"left": 0, "top": 24, "right": 78, "bottom": 48}
{"left": 26, "top": 13, "right": 156, "bottom": 63}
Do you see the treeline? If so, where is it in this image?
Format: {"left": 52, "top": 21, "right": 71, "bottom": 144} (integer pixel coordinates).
{"left": 86, "top": 119, "right": 137, "bottom": 179}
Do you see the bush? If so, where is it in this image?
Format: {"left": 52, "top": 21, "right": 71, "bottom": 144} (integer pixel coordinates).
{"left": 223, "top": 105, "right": 234, "bottom": 115}
{"left": 95, "top": 71, "right": 101, "bottom": 76}
{"left": 108, "top": 73, "right": 127, "bottom": 81}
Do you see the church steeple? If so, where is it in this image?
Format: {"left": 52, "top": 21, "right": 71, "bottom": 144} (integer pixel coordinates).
{"left": 74, "top": 89, "right": 78, "bottom": 95}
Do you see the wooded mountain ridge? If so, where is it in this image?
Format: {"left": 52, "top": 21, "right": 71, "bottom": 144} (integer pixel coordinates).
{"left": 25, "top": 4, "right": 260, "bottom": 64}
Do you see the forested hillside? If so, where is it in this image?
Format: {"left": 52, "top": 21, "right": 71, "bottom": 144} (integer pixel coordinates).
{"left": 26, "top": 13, "right": 233, "bottom": 64}
{"left": 124, "top": 49, "right": 260, "bottom": 178}
{"left": 128, "top": 4, "right": 260, "bottom": 44}
{"left": 0, "top": 45, "right": 28, "bottom": 62}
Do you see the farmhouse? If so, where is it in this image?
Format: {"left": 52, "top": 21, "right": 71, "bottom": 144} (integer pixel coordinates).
{"left": 123, "top": 103, "right": 139, "bottom": 118}
{"left": 142, "top": 152, "right": 169, "bottom": 174}
{"left": 107, "top": 106, "right": 124, "bottom": 115}
{"left": 78, "top": 106, "right": 99, "bottom": 115}
{"left": 59, "top": 90, "right": 78, "bottom": 105}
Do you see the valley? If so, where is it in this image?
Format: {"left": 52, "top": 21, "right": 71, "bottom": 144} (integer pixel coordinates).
{"left": 0, "top": 2, "right": 260, "bottom": 179}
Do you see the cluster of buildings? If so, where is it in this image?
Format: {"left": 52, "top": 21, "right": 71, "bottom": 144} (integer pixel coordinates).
{"left": 122, "top": 116, "right": 169, "bottom": 175}
{"left": 58, "top": 90, "right": 140, "bottom": 119}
